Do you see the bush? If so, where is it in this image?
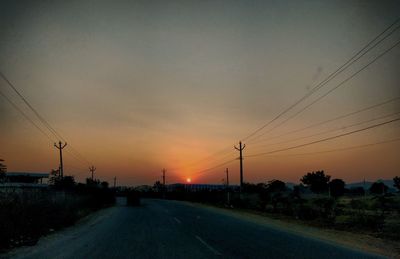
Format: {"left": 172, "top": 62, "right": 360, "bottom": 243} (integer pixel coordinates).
{"left": 312, "top": 197, "right": 335, "bottom": 220}
{"left": 294, "top": 202, "right": 319, "bottom": 220}
{"left": 0, "top": 187, "right": 115, "bottom": 250}
{"left": 335, "top": 213, "right": 383, "bottom": 231}
{"left": 382, "top": 217, "right": 400, "bottom": 240}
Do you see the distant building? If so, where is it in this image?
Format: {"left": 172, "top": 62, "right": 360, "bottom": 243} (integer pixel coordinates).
{"left": 134, "top": 185, "right": 153, "bottom": 192}
{"left": 167, "top": 183, "right": 239, "bottom": 192}
{"left": 0, "top": 172, "right": 49, "bottom": 188}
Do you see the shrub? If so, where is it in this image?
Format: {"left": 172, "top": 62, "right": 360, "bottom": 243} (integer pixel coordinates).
{"left": 0, "top": 187, "right": 115, "bottom": 250}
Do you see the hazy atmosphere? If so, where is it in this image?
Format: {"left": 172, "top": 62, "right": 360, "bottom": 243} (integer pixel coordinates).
{"left": 1, "top": 0, "right": 399, "bottom": 186}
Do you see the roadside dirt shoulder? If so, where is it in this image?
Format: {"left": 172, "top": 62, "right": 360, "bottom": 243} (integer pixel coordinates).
{"left": 187, "top": 202, "right": 400, "bottom": 258}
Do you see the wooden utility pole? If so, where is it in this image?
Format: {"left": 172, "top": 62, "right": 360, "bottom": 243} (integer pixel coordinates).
{"left": 113, "top": 176, "right": 117, "bottom": 188}
{"left": 234, "top": 141, "right": 246, "bottom": 192}
{"left": 162, "top": 168, "right": 166, "bottom": 199}
{"left": 226, "top": 168, "right": 230, "bottom": 205}
{"left": 89, "top": 166, "right": 96, "bottom": 180}
{"left": 226, "top": 168, "right": 229, "bottom": 186}
{"left": 54, "top": 141, "right": 67, "bottom": 179}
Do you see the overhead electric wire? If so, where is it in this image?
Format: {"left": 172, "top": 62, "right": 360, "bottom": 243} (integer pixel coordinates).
{"left": 249, "top": 111, "right": 400, "bottom": 150}
{"left": 246, "top": 117, "right": 400, "bottom": 158}
{"left": 169, "top": 145, "right": 234, "bottom": 171}
{"left": 64, "top": 149, "right": 90, "bottom": 166}
{"left": 66, "top": 145, "right": 91, "bottom": 166}
{"left": 0, "top": 89, "right": 55, "bottom": 142}
{"left": 242, "top": 17, "right": 400, "bottom": 143}
{"left": 156, "top": 18, "right": 400, "bottom": 176}
{"left": 171, "top": 32, "right": 400, "bottom": 181}
{"left": 248, "top": 37, "right": 400, "bottom": 143}
{"left": 248, "top": 96, "right": 400, "bottom": 145}
{"left": 0, "top": 71, "right": 67, "bottom": 142}
{"left": 0, "top": 71, "right": 93, "bottom": 168}
{"left": 191, "top": 158, "right": 237, "bottom": 178}
{"left": 257, "top": 137, "right": 400, "bottom": 157}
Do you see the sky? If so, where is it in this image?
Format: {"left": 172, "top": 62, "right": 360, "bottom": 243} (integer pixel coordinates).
{"left": 0, "top": 0, "right": 399, "bottom": 186}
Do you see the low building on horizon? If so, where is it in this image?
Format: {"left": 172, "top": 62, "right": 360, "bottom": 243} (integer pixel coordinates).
{"left": 0, "top": 172, "right": 49, "bottom": 188}
{"left": 167, "top": 183, "right": 240, "bottom": 192}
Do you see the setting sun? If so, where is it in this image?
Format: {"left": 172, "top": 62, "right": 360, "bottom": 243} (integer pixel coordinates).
{"left": 186, "top": 178, "right": 191, "bottom": 183}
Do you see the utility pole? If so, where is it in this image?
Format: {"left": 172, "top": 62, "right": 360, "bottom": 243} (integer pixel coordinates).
{"left": 89, "top": 166, "right": 96, "bottom": 180}
{"left": 54, "top": 141, "right": 67, "bottom": 179}
{"left": 113, "top": 176, "right": 117, "bottom": 189}
{"left": 162, "top": 168, "right": 166, "bottom": 199}
{"left": 234, "top": 141, "right": 246, "bottom": 193}
{"left": 226, "top": 168, "right": 230, "bottom": 205}
{"left": 226, "top": 168, "right": 229, "bottom": 186}
{"left": 363, "top": 178, "right": 366, "bottom": 199}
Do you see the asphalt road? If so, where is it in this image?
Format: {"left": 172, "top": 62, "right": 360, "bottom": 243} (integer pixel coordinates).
{"left": 7, "top": 198, "right": 383, "bottom": 259}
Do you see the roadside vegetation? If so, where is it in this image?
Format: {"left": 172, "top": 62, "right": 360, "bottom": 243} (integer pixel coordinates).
{"left": 0, "top": 164, "right": 115, "bottom": 251}
{"left": 139, "top": 171, "right": 400, "bottom": 242}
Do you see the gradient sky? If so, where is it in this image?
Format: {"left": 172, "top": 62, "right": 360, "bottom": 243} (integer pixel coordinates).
{"left": 1, "top": 0, "right": 399, "bottom": 186}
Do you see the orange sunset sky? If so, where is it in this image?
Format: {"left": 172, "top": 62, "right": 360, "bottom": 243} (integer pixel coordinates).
{"left": 1, "top": 0, "right": 399, "bottom": 186}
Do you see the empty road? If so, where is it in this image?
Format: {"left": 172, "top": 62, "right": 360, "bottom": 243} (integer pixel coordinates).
{"left": 7, "top": 198, "right": 383, "bottom": 259}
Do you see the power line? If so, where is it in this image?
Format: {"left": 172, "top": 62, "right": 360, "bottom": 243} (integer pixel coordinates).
{"left": 64, "top": 149, "right": 90, "bottom": 166}
{"left": 246, "top": 117, "right": 400, "bottom": 158}
{"left": 249, "top": 37, "right": 400, "bottom": 143}
{"left": 64, "top": 164, "right": 88, "bottom": 175}
{"left": 172, "top": 18, "right": 400, "bottom": 177}
{"left": 0, "top": 71, "right": 93, "bottom": 167}
{"left": 0, "top": 71, "right": 66, "bottom": 142}
{"left": 242, "top": 17, "right": 400, "bottom": 142}
{"left": 0, "top": 90, "right": 89, "bottom": 174}
{"left": 257, "top": 137, "right": 400, "bottom": 157}
{"left": 0, "top": 89, "right": 55, "bottom": 142}
{"left": 155, "top": 31, "right": 400, "bottom": 181}
{"left": 250, "top": 111, "right": 400, "bottom": 150}
{"left": 181, "top": 17, "right": 400, "bottom": 171}
{"left": 66, "top": 146, "right": 91, "bottom": 166}
{"left": 168, "top": 146, "right": 233, "bottom": 171}
{"left": 248, "top": 96, "right": 400, "bottom": 145}
{"left": 191, "top": 159, "right": 237, "bottom": 178}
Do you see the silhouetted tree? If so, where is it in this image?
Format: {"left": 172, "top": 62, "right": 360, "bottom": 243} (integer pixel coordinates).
{"left": 86, "top": 178, "right": 100, "bottom": 187}
{"left": 101, "top": 181, "right": 109, "bottom": 189}
{"left": 242, "top": 182, "right": 264, "bottom": 193}
{"left": 58, "top": 176, "right": 76, "bottom": 189}
{"left": 0, "top": 159, "right": 6, "bottom": 173}
{"left": 346, "top": 187, "right": 365, "bottom": 196}
{"left": 292, "top": 185, "right": 301, "bottom": 198}
{"left": 257, "top": 180, "right": 287, "bottom": 212}
{"left": 300, "top": 170, "right": 330, "bottom": 193}
{"left": 0, "top": 159, "right": 6, "bottom": 182}
{"left": 393, "top": 176, "right": 400, "bottom": 192}
{"left": 369, "top": 182, "right": 388, "bottom": 195}
{"left": 153, "top": 181, "right": 163, "bottom": 192}
{"left": 49, "top": 169, "right": 60, "bottom": 186}
{"left": 266, "top": 180, "right": 286, "bottom": 193}
{"left": 329, "top": 179, "right": 345, "bottom": 198}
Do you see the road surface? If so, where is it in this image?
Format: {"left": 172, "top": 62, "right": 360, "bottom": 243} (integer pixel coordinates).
{"left": 6, "top": 198, "right": 383, "bottom": 259}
